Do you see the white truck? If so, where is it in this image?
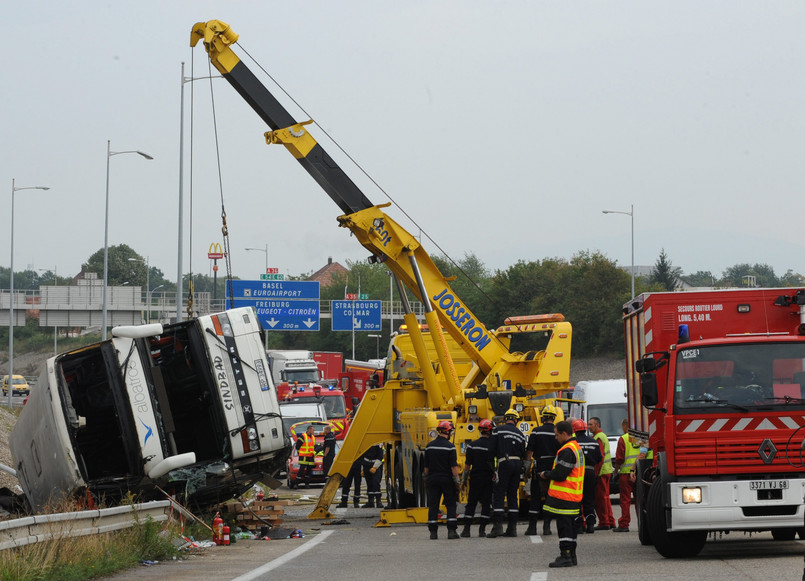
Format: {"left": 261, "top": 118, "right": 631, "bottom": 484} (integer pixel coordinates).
{"left": 568, "top": 379, "right": 628, "bottom": 449}
{"left": 267, "top": 350, "right": 324, "bottom": 397}
{"left": 10, "top": 307, "right": 290, "bottom": 512}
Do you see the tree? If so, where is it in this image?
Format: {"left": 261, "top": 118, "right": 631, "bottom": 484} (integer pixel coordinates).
{"left": 650, "top": 249, "right": 682, "bottom": 291}
{"left": 81, "top": 244, "right": 142, "bottom": 286}
{"left": 780, "top": 270, "right": 805, "bottom": 287}
{"left": 721, "top": 263, "right": 779, "bottom": 288}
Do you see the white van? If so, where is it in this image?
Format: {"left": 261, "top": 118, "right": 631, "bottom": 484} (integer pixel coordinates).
{"left": 568, "top": 379, "right": 627, "bottom": 449}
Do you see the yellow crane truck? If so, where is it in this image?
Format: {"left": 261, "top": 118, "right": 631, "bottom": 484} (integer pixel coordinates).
{"left": 190, "top": 20, "right": 572, "bottom": 520}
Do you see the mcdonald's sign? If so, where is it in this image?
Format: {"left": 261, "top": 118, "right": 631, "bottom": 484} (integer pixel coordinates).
{"left": 208, "top": 242, "right": 224, "bottom": 260}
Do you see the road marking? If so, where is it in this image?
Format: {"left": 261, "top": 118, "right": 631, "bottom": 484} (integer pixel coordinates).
{"left": 530, "top": 573, "right": 548, "bottom": 581}
{"left": 231, "top": 530, "right": 335, "bottom": 581}
{"left": 530, "top": 535, "right": 543, "bottom": 544}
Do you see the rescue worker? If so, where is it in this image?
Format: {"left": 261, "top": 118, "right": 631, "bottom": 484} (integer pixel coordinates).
{"left": 424, "top": 420, "right": 461, "bottom": 540}
{"left": 524, "top": 404, "right": 559, "bottom": 536}
{"left": 612, "top": 419, "right": 638, "bottom": 532}
{"left": 321, "top": 425, "right": 337, "bottom": 477}
{"left": 487, "top": 408, "right": 527, "bottom": 538}
{"left": 337, "top": 456, "right": 364, "bottom": 508}
{"left": 460, "top": 418, "right": 495, "bottom": 538}
{"left": 295, "top": 424, "right": 317, "bottom": 488}
{"left": 361, "top": 444, "right": 385, "bottom": 508}
{"left": 588, "top": 416, "right": 616, "bottom": 530}
{"left": 572, "top": 418, "right": 602, "bottom": 534}
{"left": 539, "top": 420, "right": 584, "bottom": 568}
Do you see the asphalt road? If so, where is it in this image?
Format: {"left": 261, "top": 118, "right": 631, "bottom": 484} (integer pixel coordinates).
{"left": 104, "top": 485, "right": 805, "bottom": 581}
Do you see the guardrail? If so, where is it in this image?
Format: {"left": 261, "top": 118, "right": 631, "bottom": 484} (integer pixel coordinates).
{"left": 0, "top": 500, "right": 172, "bottom": 551}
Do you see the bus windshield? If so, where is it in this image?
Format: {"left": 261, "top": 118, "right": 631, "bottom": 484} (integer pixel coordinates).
{"left": 673, "top": 342, "right": 805, "bottom": 412}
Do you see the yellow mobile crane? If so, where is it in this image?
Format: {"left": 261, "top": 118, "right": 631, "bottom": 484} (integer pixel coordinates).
{"left": 190, "top": 20, "right": 572, "bottom": 520}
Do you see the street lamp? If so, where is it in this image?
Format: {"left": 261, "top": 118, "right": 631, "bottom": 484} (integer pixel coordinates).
{"left": 103, "top": 140, "right": 153, "bottom": 340}
{"left": 368, "top": 334, "right": 381, "bottom": 359}
{"left": 602, "top": 203, "right": 635, "bottom": 299}
{"left": 38, "top": 266, "right": 58, "bottom": 356}
{"left": 128, "top": 256, "right": 150, "bottom": 322}
{"left": 245, "top": 244, "right": 269, "bottom": 272}
{"left": 148, "top": 284, "right": 165, "bottom": 324}
{"left": 9, "top": 179, "right": 50, "bottom": 407}
{"left": 178, "top": 64, "right": 223, "bottom": 323}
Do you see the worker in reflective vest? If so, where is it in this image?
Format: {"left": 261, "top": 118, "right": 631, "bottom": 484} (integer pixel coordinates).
{"left": 539, "top": 420, "right": 584, "bottom": 568}
{"left": 612, "top": 419, "right": 639, "bottom": 532}
{"left": 296, "top": 425, "right": 317, "bottom": 488}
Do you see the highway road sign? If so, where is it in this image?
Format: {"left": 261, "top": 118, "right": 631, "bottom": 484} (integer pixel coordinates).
{"left": 251, "top": 299, "right": 320, "bottom": 331}
{"left": 331, "top": 300, "right": 382, "bottom": 331}
{"left": 227, "top": 280, "right": 319, "bottom": 300}
{"left": 227, "top": 280, "right": 320, "bottom": 331}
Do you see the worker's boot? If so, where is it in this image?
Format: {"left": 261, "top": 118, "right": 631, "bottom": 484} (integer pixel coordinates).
{"left": 571, "top": 547, "right": 578, "bottom": 566}
{"left": 336, "top": 496, "right": 348, "bottom": 508}
{"left": 524, "top": 517, "right": 538, "bottom": 536}
{"left": 353, "top": 497, "right": 360, "bottom": 508}
{"left": 478, "top": 523, "right": 487, "bottom": 538}
{"left": 548, "top": 549, "right": 574, "bottom": 568}
{"left": 586, "top": 519, "right": 595, "bottom": 534}
{"left": 447, "top": 528, "right": 460, "bottom": 540}
{"left": 542, "top": 518, "right": 552, "bottom": 536}
{"left": 503, "top": 514, "right": 517, "bottom": 537}
{"left": 361, "top": 500, "right": 375, "bottom": 508}
{"left": 486, "top": 519, "right": 504, "bottom": 538}
{"left": 429, "top": 528, "right": 438, "bottom": 540}
{"left": 460, "top": 520, "right": 472, "bottom": 538}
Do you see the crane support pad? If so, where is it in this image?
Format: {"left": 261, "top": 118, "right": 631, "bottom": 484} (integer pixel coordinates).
{"left": 374, "top": 507, "right": 429, "bottom": 527}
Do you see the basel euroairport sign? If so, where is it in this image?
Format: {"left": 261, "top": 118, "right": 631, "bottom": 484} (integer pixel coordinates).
{"left": 331, "top": 300, "right": 382, "bottom": 331}
{"left": 227, "top": 280, "right": 320, "bottom": 331}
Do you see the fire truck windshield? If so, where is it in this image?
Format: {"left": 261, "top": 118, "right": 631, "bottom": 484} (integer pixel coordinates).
{"left": 284, "top": 369, "right": 320, "bottom": 383}
{"left": 673, "top": 342, "right": 805, "bottom": 412}
{"left": 322, "top": 395, "right": 347, "bottom": 419}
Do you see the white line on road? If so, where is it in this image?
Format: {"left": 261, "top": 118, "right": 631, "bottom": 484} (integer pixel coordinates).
{"left": 231, "top": 530, "right": 335, "bottom": 581}
{"left": 530, "top": 573, "right": 548, "bottom": 581}
{"left": 529, "top": 535, "right": 543, "bottom": 544}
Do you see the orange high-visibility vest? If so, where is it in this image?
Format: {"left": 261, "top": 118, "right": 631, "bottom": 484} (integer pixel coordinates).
{"left": 299, "top": 432, "right": 316, "bottom": 458}
{"left": 547, "top": 439, "right": 584, "bottom": 503}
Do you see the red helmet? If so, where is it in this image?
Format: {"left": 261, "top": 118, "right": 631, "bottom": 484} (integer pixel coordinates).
{"left": 437, "top": 420, "right": 454, "bottom": 434}
{"left": 478, "top": 419, "right": 494, "bottom": 434}
{"left": 572, "top": 419, "right": 587, "bottom": 433}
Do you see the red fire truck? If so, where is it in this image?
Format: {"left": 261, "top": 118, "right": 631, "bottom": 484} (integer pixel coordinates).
{"left": 625, "top": 288, "right": 805, "bottom": 558}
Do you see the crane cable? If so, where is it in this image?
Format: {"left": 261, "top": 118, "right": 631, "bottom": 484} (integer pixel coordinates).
{"left": 238, "top": 43, "right": 496, "bottom": 307}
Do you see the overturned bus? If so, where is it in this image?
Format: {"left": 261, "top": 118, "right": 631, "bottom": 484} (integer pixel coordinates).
{"left": 9, "top": 307, "right": 290, "bottom": 512}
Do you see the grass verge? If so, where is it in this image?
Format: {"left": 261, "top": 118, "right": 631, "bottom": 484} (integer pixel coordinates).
{"left": 0, "top": 515, "right": 180, "bottom": 581}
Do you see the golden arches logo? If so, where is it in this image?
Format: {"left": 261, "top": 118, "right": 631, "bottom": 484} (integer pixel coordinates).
{"left": 208, "top": 242, "right": 224, "bottom": 260}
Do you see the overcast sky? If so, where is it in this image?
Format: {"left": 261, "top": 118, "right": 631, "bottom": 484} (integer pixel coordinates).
{"left": 4, "top": 2, "right": 804, "bottom": 288}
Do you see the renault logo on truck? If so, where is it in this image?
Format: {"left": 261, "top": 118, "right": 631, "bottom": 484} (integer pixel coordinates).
{"left": 758, "top": 438, "right": 777, "bottom": 464}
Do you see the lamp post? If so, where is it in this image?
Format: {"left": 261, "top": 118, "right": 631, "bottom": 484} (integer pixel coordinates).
{"left": 128, "top": 257, "right": 150, "bottom": 323}
{"left": 104, "top": 141, "right": 153, "bottom": 340}
{"left": 245, "top": 244, "right": 269, "bottom": 273}
{"left": 148, "top": 284, "right": 165, "bottom": 324}
{"left": 38, "top": 266, "right": 58, "bottom": 356}
{"left": 178, "top": 64, "right": 223, "bottom": 323}
{"left": 9, "top": 179, "right": 50, "bottom": 407}
{"left": 602, "top": 203, "right": 635, "bottom": 298}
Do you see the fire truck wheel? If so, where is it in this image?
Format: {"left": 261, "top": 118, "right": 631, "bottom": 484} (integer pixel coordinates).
{"left": 647, "top": 476, "right": 707, "bottom": 558}
{"left": 771, "top": 528, "right": 797, "bottom": 541}
{"left": 635, "top": 459, "right": 653, "bottom": 546}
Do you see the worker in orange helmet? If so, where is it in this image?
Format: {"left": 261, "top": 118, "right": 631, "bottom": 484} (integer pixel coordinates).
{"left": 572, "top": 418, "right": 602, "bottom": 534}
{"left": 424, "top": 420, "right": 460, "bottom": 540}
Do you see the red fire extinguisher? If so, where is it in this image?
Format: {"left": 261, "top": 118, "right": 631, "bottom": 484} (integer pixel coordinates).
{"left": 212, "top": 512, "right": 223, "bottom": 546}
{"left": 223, "top": 525, "right": 230, "bottom": 546}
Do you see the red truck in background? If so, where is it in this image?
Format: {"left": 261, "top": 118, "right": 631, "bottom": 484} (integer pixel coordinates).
{"left": 312, "top": 351, "right": 344, "bottom": 384}
{"left": 625, "top": 288, "right": 805, "bottom": 558}
{"left": 339, "top": 359, "right": 384, "bottom": 405}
